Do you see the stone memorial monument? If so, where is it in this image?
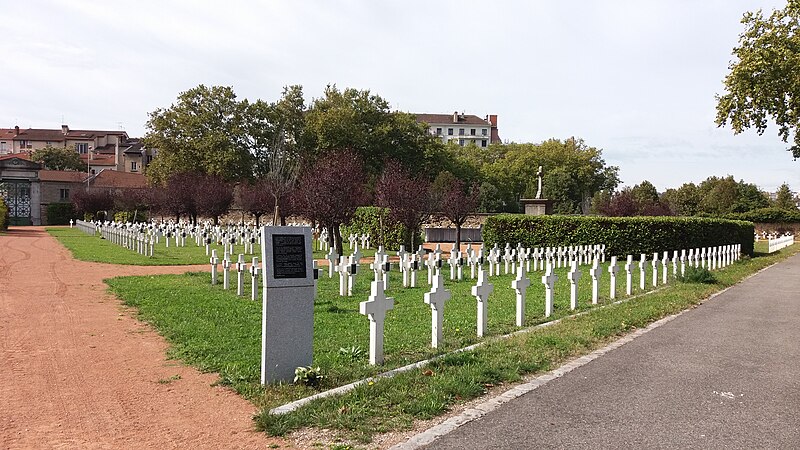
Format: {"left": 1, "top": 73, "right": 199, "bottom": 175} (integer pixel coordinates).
{"left": 260, "top": 226, "right": 315, "bottom": 384}
{"left": 520, "top": 166, "right": 554, "bottom": 216}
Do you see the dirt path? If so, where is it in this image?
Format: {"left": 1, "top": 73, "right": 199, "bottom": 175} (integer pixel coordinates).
{"left": 0, "top": 227, "right": 289, "bottom": 449}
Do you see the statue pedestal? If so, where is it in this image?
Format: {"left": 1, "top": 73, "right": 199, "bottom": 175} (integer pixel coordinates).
{"left": 520, "top": 199, "right": 554, "bottom": 216}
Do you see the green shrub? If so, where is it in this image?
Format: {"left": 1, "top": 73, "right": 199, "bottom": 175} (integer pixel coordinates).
{"left": 341, "top": 206, "right": 423, "bottom": 250}
{"left": 678, "top": 266, "right": 717, "bottom": 284}
{"left": 0, "top": 197, "right": 8, "bottom": 230}
{"left": 83, "top": 212, "right": 94, "bottom": 221}
{"left": 46, "top": 203, "right": 76, "bottom": 225}
{"left": 483, "top": 214, "right": 755, "bottom": 257}
{"left": 114, "top": 210, "right": 148, "bottom": 223}
{"left": 723, "top": 207, "right": 800, "bottom": 223}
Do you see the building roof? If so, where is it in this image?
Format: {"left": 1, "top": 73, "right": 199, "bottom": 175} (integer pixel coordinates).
{"left": 0, "top": 125, "right": 128, "bottom": 142}
{"left": 80, "top": 154, "right": 117, "bottom": 166}
{"left": 91, "top": 170, "right": 147, "bottom": 189}
{"left": 0, "top": 128, "right": 66, "bottom": 142}
{"left": 123, "top": 141, "right": 145, "bottom": 154}
{"left": 39, "top": 170, "right": 89, "bottom": 183}
{"left": 415, "top": 113, "right": 491, "bottom": 127}
{"left": 0, "top": 152, "right": 31, "bottom": 161}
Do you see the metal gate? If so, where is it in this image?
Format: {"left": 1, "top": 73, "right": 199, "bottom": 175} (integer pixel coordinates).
{"left": 0, "top": 180, "right": 32, "bottom": 226}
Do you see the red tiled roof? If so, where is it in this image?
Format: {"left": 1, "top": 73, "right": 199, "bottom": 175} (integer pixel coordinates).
{"left": 39, "top": 170, "right": 89, "bottom": 183}
{"left": 414, "top": 113, "right": 491, "bottom": 126}
{"left": 0, "top": 152, "right": 31, "bottom": 161}
{"left": 80, "top": 154, "right": 117, "bottom": 166}
{"left": 91, "top": 170, "right": 147, "bottom": 189}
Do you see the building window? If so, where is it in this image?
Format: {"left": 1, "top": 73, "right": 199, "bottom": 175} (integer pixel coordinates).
{"left": 470, "top": 128, "right": 476, "bottom": 136}
{"left": 482, "top": 128, "right": 488, "bottom": 136}
{"left": 459, "top": 139, "right": 465, "bottom": 146}
{"left": 59, "top": 188, "right": 70, "bottom": 201}
{"left": 46, "top": 141, "right": 52, "bottom": 145}
{"left": 90, "top": 169, "right": 96, "bottom": 175}
{"left": 458, "top": 128, "right": 465, "bottom": 136}
{"left": 131, "top": 161, "right": 138, "bottom": 171}
{"left": 481, "top": 140, "right": 488, "bottom": 148}
{"left": 19, "top": 140, "right": 28, "bottom": 148}
{"left": 146, "top": 154, "right": 153, "bottom": 164}
{"left": 447, "top": 128, "right": 454, "bottom": 136}
{"left": 435, "top": 127, "right": 442, "bottom": 135}
{"left": 76, "top": 143, "right": 88, "bottom": 154}
{"left": 0, "top": 142, "right": 6, "bottom": 152}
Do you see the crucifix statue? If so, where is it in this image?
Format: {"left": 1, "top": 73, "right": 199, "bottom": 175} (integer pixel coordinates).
{"left": 535, "top": 166, "right": 543, "bottom": 199}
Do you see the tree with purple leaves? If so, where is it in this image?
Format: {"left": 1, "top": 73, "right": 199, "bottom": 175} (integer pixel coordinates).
{"left": 196, "top": 174, "right": 233, "bottom": 225}
{"left": 432, "top": 171, "right": 480, "bottom": 251}
{"left": 296, "top": 149, "right": 368, "bottom": 255}
{"left": 72, "top": 188, "right": 114, "bottom": 221}
{"left": 238, "top": 179, "right": 273, "bottom": 226}
{"left": 375, "top": 159, "right": 433, "bottom": 249}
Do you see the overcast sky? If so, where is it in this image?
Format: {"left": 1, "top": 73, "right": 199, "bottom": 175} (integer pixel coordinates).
{"left": 2, "top": 0, "right": 795, "bottom": 191}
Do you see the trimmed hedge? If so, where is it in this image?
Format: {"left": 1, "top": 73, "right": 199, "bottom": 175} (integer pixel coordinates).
{"left": 342, "top": 206, "right": 423, "bottom": 251}
{"left": 0, "top": 197, "right": 8, "bottom": 230}
{"left": 722, "top": 207, "right": 800, "bottom": 223}
{"left": 483, "top": 214, "right": 755, "bottom": 257}
{"left": 46, "top": 202, "right": 76, "bottom": 225}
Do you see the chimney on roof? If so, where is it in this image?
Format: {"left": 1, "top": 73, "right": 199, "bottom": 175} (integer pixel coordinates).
{"left": 61, "top": 124, "right": 69, "bottom": 135}
{"left": 489, "top": 114, "right": 498, "bottom": 127}
{"left": 14, "top": 126, "right": 19, "bottom": 136}
{"left": 453, "top": 111, "right": 459, "bottom": 123}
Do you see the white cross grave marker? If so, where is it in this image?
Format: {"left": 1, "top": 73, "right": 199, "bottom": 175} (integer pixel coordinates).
{"left": 424, "top": 271, "right": 451, "bottom": 348}
{"left": 541, "top": 263, "right": 558, "bottom": 317}
{"left": 568, "top": 260, "right": 582, "bottom": 310}
{"left": 511, "top": 265, "right": 531, "bottom": 327}
{"left": 608, "top": 256, "right": 619, "bottom": 299}
{"left": 359, "top": 280, "right": 394, "bottom": 365}
{"left": 589, "top": 258, "right": 601, "bottom": 305}
{"left": 472, "top": 267, "right": 493, "bottom": 337}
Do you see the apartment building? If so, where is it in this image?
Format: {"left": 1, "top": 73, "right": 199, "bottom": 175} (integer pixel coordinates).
{"left": 0, "top": 124, "right": 155, "bottom": 175}
{"left": 414, "top": 112, "right": 501, "bottom": 147}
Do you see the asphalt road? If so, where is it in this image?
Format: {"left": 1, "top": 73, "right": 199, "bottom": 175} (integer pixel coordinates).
{"left": 425, "top": 253, "right": 800, "bottom": 449}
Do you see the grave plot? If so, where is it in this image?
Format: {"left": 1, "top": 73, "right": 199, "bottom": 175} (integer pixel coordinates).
{"left": 106, "top": 242, "right": 742, "bottom": 407}
{"left": 48, "top": 224, "right": 378, "bottom": 265}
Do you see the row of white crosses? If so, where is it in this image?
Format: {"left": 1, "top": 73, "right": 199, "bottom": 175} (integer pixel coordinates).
{"left": 357, "top": 243, "right": 742, "bottom": 366}
{"left": 347, "top": 233, "right": 371, "bottom": 250}
{"left": 208, "top": 248, "right": 320, "bottom": 301}
{"left": 768, "top": 234, "right": 794, "bottom": 253}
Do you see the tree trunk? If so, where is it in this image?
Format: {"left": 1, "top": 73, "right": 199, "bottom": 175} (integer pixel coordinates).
{"left": 455, "top": 224, "right": 462, "bottom": 254}
{"left": 273, "top": 201, "right": 280, "bottom": 226}
{"left": 333, "top": 222, "right": 344, "bottom": 256}
{"left": 254, "top": 214, "right": 261, "bottom": 227}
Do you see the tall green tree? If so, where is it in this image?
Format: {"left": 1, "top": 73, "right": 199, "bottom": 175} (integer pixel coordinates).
{"left": 774, "top": 182, "right": 797, "bottom": 209}
{"left": 661, "top": 183, "right": 701, "bottom": 216}
{"left": 144, "top": 85, "right": 253, "bottom": 184}
{"left": 302, "top": 85, "right": 437, "bottom": 175}
{"left": 479, "top": 138, "right": 619, "bottom": 214}
{"left": 733, "top": 180, "right": 770, "bottom": 212}
{"left": 698, "top": 176, "right": 739, "bottom": 215}
{"left": 716, "top": 1, "right": 800, "bottom": 157}
{"left": 31, "top": 145, "right": 84, "bottom": 171}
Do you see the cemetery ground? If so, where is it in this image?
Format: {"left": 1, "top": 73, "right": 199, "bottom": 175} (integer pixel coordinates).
{"left": 48, "top": 227, "right": 376, "bottom": 265}
{"left": 48, "top": 225, "right": 794, "bottom": 446}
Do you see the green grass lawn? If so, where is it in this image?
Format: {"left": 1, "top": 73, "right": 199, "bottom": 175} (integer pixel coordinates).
{"left": 101, "top": 243, "right": 791, "bottom": 443}
{"left": 47, "top": 227, "right": 376, "bottom": 265}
